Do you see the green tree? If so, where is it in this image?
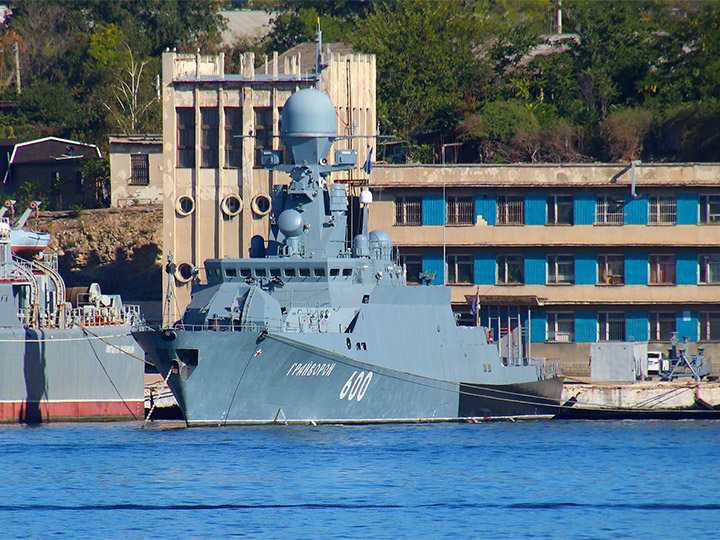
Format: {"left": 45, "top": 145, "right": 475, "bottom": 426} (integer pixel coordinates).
{"left": 351, "top": 0, "right": 490, "bottom": 139}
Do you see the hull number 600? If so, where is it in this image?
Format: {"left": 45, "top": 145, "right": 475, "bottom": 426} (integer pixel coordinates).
{"left": 339, "top": 371, "right": 373, "bottom": 402}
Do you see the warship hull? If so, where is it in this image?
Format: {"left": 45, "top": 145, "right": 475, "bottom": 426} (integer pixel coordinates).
{"left": 134, "top": 329, "right": 563, "bottom": 425}
{"left": 0, "top": 326, "right": 144, "bottom": 423}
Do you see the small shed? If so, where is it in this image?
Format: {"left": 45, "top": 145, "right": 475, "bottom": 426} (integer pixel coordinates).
{"left": 108, "top": 134, "right": 163, "bottom": 207}
{"left": 0, "top": 137, "right": 103, "bottom": 209}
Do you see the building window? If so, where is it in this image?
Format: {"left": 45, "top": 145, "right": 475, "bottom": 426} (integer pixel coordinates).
{"left": 649, "top": 312, "right": 676, "bottom": 341}
{"left": 547, "top": 312, "right": 575, "bottom": 342}
{"left": 254, "top": 107, "right": 273, "bottom": 167}
{"left": 400, "top": 254, "right": 423, "bottom": 284}
{"left": 598, "top": 312, "right": 626, "bottom": 341}
{"left": 497, "top": 195, "right": 524, "bottom": 225}
{"left": 649, "top": 195, "right": 677, "bottom": 225}
{"left": 598, "top": 255, "right": 625, "bottom": 285}
{"left": 394, "top": 196, "right": 422, "bottom": 226}
{"left": 547, "top": 255, "right": 575, "bottom": 284}
{"left": 699, "top": 255, "right": 720, "bottom": 284}
{"left": 446, "top": 196, "right": 474, "bottom": 225}
{"left": 547, "top": 194, "right": 573, "bottom": 225}
{"left": 447, "top": 255, "right": 474, "bottom": 284}
{"left": 497, "top": 255, "right": 524, "bottom": 284}
{"left": 224, "top": 107, "right": 242, "bottom": 168}
{"left": 699, "top": 312, "right": 720, "bottom": 340}
{"left": 649, "top": 254, "right": 676, "bottom": 284}
{"left": 700, "top": 195, "right": 720, "bottom": 224}
{"left": 200, "top": 108, "right": 219, "bottom": 168}
{"left": 177, "top": 107, "right": 195, "bottom": 168}
{"left": 129, "top": 154, "right": 149, "bottom": 185}
{"left": 595, "top": 195, "right": 624, "bottom": 225}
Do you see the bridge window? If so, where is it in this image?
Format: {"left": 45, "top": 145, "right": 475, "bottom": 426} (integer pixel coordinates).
{"left": 314, "top": 268, "right": 326, "bottom": 277}
{"left": 284, "top": 268, "right": 296, "bottom": 278}
{"left": 330, "top": 268, "right": 340, "bottom": 277}
{"left": 342, "top": 268, "right": 353, "bottom": 277}
{"left": 240, "top": 268, "right": 251, "bottom": 277}
{"left": 299, "top": 268, "right": 310, "bottom": 277}
{"left": 255, "top": 268, "right": 267, "bottom": 277}
{"left": 225, "top": 268, "right": 237, "bottom": 278}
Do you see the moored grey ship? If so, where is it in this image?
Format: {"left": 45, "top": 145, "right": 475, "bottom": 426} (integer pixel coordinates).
{"left": 133, "top": 83, "right": 563, "bottom": 425}
{"left": 0, "top": 208, "right": 144, "bottom": 422}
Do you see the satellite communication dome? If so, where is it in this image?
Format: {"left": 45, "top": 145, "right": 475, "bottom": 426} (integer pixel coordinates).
{"left": 281, "top": 89, "right": 337, "bottom": 138}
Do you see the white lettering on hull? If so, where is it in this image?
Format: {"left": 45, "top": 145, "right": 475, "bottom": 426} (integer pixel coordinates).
{"left": 286, "top": 362, "right": 337, "bottom": 377}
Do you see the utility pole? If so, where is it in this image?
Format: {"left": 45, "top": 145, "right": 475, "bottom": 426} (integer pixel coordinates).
{"left": 14, "top": 42, "right": 21, "bottom": 94}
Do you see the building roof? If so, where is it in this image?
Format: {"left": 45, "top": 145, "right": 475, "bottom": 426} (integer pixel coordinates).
{"left": 220, "top": 10, "right": 276, "bottom": 46}
{"left": 9, "top": 137, "right": 102, "bottom": 165}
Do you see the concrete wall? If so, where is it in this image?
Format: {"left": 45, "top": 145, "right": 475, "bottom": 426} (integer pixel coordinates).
{"left": 109, "top": 136, "right": 163, "bottom": 207}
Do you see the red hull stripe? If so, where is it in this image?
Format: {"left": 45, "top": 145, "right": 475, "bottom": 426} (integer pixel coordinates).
{"left": 0, "top": 400, "right": 144, "bottom": 422}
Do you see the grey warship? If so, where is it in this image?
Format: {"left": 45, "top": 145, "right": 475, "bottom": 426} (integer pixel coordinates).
{"left": 133, "top": 88, "right": 563, "bottom": 425}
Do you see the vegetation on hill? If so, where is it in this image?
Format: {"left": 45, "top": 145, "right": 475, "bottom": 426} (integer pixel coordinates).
{"left": 1, "top": 0, "right": 719, "bottom": 165}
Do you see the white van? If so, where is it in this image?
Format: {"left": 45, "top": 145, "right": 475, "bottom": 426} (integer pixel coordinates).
{"left": 647, "top": 351, "right": 662, "bottom": 374}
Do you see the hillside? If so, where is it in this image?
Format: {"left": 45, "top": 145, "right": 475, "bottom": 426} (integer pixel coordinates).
{"left": 33, "top": 205, "right": 163, "bottom": 301}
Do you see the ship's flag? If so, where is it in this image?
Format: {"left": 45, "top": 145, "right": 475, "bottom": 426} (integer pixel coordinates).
{"left": 363, "top": 147, "right": 374, "bottom": 174}
{"left": 470, "top": 290, "right": 480, "bottom": 316}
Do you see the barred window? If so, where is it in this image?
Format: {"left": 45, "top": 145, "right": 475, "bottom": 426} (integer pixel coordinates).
{"left": 598, "top": 255, "right": 625, "bottom": 285}
{"left": 649, "top": 312, "right": 676, "bottom": 341}
{"left": 447, "top": 255, "right": 474, "bottom": 284}
{"left": 649, "top": 254, "right": 676, "bottom": 284}
{"left": 699, "top": 312, "right": 720, "bottom": 340}
{"left": 699, "top": 254, "right": 720, "bottom": 284}
{"left": 700, "top": 195, "right": 720, "bottom": 224}
{"left": 598, "top": 312, "right": 626, "bottom": 341}
{"left": 176, "top": 107, "right": 195, "bottom": 168}
{"left": 649, "top": 195, "right": 676, "bottom": 225}
{"left": 446, "top": 196, "right": 474, "bottom": 225}
{"left": 596, "top": 195, "right": 624, "bottom": 225}
{"left": 224, "top": 107, "right": 242, "bottom": 168}
{"left": 201, "top": 108, "right": 219, "bottom": 168}
{"left": 395, "top": 196, "right": 422, "bottom": 226}
{"left": 547, "top": 255, "right": 574, "bottom": 284}
{"left": 129, "top": 154, "right": 149, "bottom": 185}
{"left": 497, "top": 195, "right": 524, "bottom": 225}
{"left": 547, "top": 312, "right": 575, "bottom": 342}
{"left": 497, "top": 255, "right": 524, "bottom": 284}
{"left": 547, "top": 195, "right": 573, "bottom": 225}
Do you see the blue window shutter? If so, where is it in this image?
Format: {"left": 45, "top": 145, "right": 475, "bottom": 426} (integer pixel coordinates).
{"left": 422, "top": 193, "right": 444, "bottom": 225}
{"left": 422, "top": 253, "right": 444, "bottom": 285}
{"left": 525, "top": 253, "right": 546, "bottom": 285}
{"left": 626, "top": 311, "right": 649, "bottom": 342}
{"left": 575, "top": 311, "right": 597, "bottom": 342}
{"left": 575, "top": 254, "right": 596, "bottom": 285}
{"left": 677, "top": 253, "right": 697, "bottom": 285}
{"left": 677, "top": 193, "right": 698, "bottom": 225}
{"left": 677, "top": 311, "right": 698, "bottom": 341}
{"left": 530, "top": 310, "right": 546, "bottom": 342}
{"left": 625, "top": 195, "right": 648, "bottom": 225}
{"left": 525, "top": 193, "right": 546, "bottom": 225}
{"left": 574, "top": 193, "right": 595, "bottom": 225}
{"left": 475, "top": 253, "right": 495, "bottom": 285}
{"left": 476, "top": 194, "right": 496, "bottom": 225}
{"left": 625, "top": 253, "right": 648, "bottom": 285}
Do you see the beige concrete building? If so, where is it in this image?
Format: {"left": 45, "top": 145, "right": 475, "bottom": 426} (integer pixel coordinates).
{"left": 160, "top": 48, "right": 375, "bottom": 322}
{"left": 109, "top": 134, "right": 163, "bottom": 207}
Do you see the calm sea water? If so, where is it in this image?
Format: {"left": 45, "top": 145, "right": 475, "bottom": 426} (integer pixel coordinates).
{"left": 1, "top": 419, "right": 718, "bottom": 539}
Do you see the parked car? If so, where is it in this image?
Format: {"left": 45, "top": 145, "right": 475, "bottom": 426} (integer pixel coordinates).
{"left": 647, "top": 351, "right": 662, "bottom": 374}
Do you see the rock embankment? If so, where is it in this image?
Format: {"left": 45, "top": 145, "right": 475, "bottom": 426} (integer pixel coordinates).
{"left": 33, "top": 205, "right": 163, "bottom": 301}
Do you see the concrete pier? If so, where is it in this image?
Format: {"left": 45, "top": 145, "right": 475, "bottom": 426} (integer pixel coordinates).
{"left": 560, "top": 379, "right": 720, "bottom": 417}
